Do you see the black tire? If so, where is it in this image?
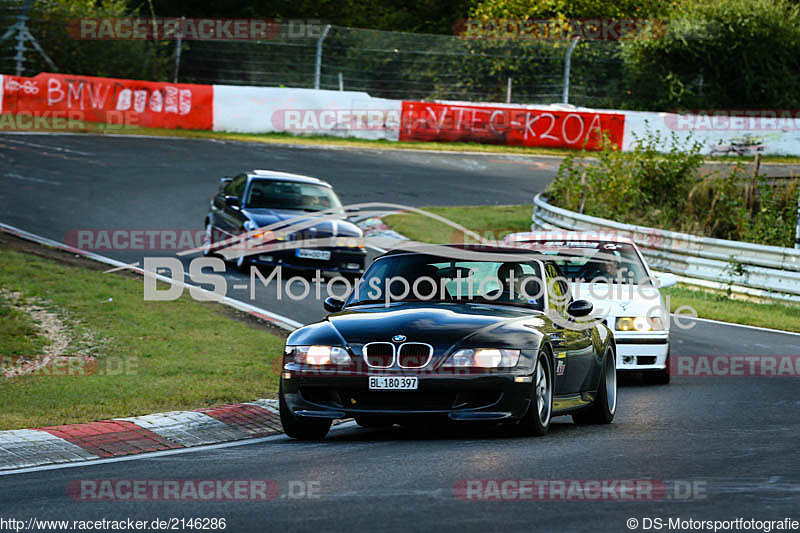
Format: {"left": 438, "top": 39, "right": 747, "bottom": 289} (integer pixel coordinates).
{"left": 512, "top": 348, "right": 553, "bottom": 437}
{"left": 234, "top": 253, "right": 250, "bottom": 273}
{"left": 643, "top": 350, "right": 671, "bottom": 385}
{"left": 202, "top": 221, "right": 214, "bottom": 257}
{"left": 355, "top": 415, "right": 394, "bottom": 428}
{"left": 573, "top": 345, "right": 617, "bottom": 425}
{"left": 279, "top": 383, "right": 332, "bottom": 440}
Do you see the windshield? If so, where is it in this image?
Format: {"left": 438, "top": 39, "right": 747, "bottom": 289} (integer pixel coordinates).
{"left": 245, "top": 180, "right": 343, "bottom": 212}
{"left": 523, "top": 240, "right": 650, "bottom": 284}
{"left": 347, "top": 253, "right": 545, "bottom": 310}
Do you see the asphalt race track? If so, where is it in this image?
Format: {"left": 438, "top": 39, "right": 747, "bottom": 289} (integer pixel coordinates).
{"left": 1, "top": 132, "right": 800, "bottom": 532}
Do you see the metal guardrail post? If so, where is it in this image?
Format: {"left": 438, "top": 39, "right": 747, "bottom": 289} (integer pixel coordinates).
{"left": 795, "top": 188, "right": 800, "bottom": 249}
{"left": 314, "top": 24, "right": 331, "bottom": 90}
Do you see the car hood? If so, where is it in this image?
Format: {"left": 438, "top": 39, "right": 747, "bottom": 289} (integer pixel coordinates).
{"left": 287, "top": 302, "right": 548, "bottom": 353}
{"left": 572, "top": 283, "right": 665, "bottom": 319}
{"left": 242, "top": 208, "right": 362, "bottom": 237}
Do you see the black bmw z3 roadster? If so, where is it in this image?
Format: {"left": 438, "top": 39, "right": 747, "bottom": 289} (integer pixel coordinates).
{"left": 279, "top": 245, "right": 617, "bottom": 439}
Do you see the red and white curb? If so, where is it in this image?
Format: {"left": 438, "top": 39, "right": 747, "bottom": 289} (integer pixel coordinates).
{"left": 0, "top": 400, "right": 282, "bottom": 472}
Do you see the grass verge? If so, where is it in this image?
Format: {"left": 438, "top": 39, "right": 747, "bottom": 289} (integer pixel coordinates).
{"left": 384, "top": 205, "right": 532, "bottom": 244}
{"left": 662, "top": 285, "right": 800, "bottom": 333}
{"left": 0, "top": 234, "right": 285, "bottom": 431}
{"left": 0, "top": 297, "right": 48, "bottom": 356}
{"left": 384, "top": 204, "right": 800, "bottom": 333}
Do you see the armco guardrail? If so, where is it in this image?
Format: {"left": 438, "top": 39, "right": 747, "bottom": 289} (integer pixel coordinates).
{"left": 531, "top": 194, "right": 800, "bottom": 301}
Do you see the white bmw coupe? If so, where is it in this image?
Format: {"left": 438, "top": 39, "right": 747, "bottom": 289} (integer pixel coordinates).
{"left": 504, "top": 231, "right": 676, "bottom": 384}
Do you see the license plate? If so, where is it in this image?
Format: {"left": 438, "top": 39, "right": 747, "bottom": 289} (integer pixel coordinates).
{"left": 368, "top": 376, "right": 418, "bottom": 390}
{"left": 296, "top": 248, "right": 331, "bottom": 260}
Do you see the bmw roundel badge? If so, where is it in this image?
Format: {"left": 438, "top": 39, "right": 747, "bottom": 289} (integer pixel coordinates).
{"left": 391, "top": 335, "right": 407, "bottom": 343}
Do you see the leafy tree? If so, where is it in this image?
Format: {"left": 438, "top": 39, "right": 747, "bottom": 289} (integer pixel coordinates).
{"left": 24, "top": 0, "right": 171, "bottom": 80}
{"left": 620, "top": 0, "right": 800, "bottom": 109}
{"left": 149, "top": 0, "right": 479, "bottom": 35}
{"left": 471, "top": 0, "right": 669, "bottom": 19}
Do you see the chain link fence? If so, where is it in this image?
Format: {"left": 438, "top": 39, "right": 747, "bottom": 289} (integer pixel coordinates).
{"left": 178, "top": 25, "right": 626, "bottom": 107}
{"left": 0, "top": 0, "right": 24, "bottom": 74}
{"left": 1, "top": 4, "right": 628, "bottom": 108}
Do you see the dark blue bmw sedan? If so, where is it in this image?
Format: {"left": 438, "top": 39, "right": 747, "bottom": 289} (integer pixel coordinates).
{"left": 203, "top": 170, "right": 366, "bottom": 276}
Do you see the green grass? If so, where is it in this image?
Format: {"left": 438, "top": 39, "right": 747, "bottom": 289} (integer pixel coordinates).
{"left": 662, "top": 285, "right": 800, "bottom": 333}
{"left": 3, "top": 116, "right": 798, "bottom": 163}
{"left": 384, "top": 204, "right": 800, "bottom": 333}
{"left": 0, "top": 298, "right": 48, "bottom": 356}
{"left": 0, "top": 244, "right": 285, "bottom": 430}
{"left": 384, "top": 204, "right": 533, "bottom": 244}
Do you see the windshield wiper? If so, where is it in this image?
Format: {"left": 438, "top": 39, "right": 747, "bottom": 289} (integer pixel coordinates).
{"left": 346, "top": 298, "right": 451, "bottom": 307}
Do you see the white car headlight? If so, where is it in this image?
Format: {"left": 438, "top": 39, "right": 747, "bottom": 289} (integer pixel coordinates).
{"left": 289, "top": 345, "right": 352, "bottom": 365}
{"left": 442, "top": 348, "right": 520, "bottom": 368}
{"left": 615, "top": 317, "right": 664, "bottom": 332}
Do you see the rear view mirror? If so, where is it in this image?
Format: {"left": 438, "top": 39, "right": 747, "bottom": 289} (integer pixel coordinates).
{"left": 324, "top": 297, "right": 344, "bottom": 313}
{"left": 436, "top": 266, "right": 473, "bottom": 279}
{"left": 567, "top": 299, "right": 593, "bottom": 318}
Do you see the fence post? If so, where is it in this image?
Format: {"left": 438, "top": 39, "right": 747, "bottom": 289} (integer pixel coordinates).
{"left": 0, "top": 0, "right": 57, "bottom": 75}
{"left": 506, "top": 77, "right": 512, "bottom": 103}
{"left": 13, "top": 13, "right": 25, "bottom": 76}
{"left": 173, "top": 17, "right": 185, "bottom": 83}
{"left": 338, "top": 72, "right": 343, "bottom": 91}
{"left": 561, "top": 36, "right": 580, "bottom": 104}
{"left": 314, "top": 24, "right": 331, "bottom": 90}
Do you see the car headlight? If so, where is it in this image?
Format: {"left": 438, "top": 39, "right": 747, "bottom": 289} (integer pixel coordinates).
{"left": 615, "top": 317, "right": 664, "bottom": 332}
{"left": 242, "top": 220, "right": 270, "bottom": 241}
{"left": 338, "top": 237, "right": 365, "bottom": 249}
{"left": 287, "top": 345, "right": 352, "bottom": 365}
{"left": 442, "top": 348, "right": 520, "bottom": 368}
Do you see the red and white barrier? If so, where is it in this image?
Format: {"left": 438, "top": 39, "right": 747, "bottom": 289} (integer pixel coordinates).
{"left": 400, "top": 100, "right": 625, "bottom": 150}
{"left": 3, "top": 71, "right": 800, "bottom": 155}
{"left": 0, "top": 72, "right": 213, "bottom": 129}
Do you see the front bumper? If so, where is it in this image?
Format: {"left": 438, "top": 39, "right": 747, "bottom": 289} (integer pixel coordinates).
{"left": 615, "top": 332, "right": 669, "bottom": 371}
{"left": 281, "top": 370, "right": 533, "bottom": 422}
{"left": 249, "top": 247, "right": 366, "bottom": 274}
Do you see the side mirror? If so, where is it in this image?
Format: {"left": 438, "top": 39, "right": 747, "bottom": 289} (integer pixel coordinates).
{"left": 567, "top": 299, "right": 593, "bottom": 318}
{"left": 324, "top": 296, "right": 344, "bottom": 313}
{"left": 655, "top": 272, "right": 677, "bottom": 288}
{"left": 224, "top": 195, "right": 240, "bottom": 208}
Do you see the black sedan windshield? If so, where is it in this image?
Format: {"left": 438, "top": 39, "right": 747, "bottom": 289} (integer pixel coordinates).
{"left": 245, "top": 180, "right": 343, "bottom": 212}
